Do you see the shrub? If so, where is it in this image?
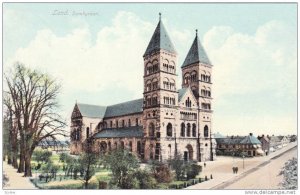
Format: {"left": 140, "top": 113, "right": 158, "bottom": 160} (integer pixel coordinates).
{"left": 133, "top": 169, "right": 157, "bottom": 189}
{"left": 186, "top": 163, "right": 201, "bottom": 180}
{"left": 153, "top": 163, "right": 172, "bottom": 183}
{"left": 168, "top": 154, "right": 185, "bottom": 181}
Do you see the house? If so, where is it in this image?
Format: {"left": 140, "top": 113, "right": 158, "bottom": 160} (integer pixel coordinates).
{"left": 257, "top": 135, "right": 270, "bottom": 155}
{"left": 215, "top": 133, "right": 263, "bottom": 157}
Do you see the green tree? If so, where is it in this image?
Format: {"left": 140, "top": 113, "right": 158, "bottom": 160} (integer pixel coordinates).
{"left": 149, "top": 160, "right": 172, "bottom": 183}
{"left": 133, "top": 169, "right": 157, "bottom": 189}
{"left": 169, "top": 154, "right": 186, "bottom": 181}
{"left": 185, "top": 163, "right": 201, "bottom": 180}
{"left": 103, "top": 149, "right": 139, "bottom": 189}
{"left": 33, "top": 150, "right": 52, "bottom": 164}
{"left": 79, "top": 152, "right": 99, "bottom": 189}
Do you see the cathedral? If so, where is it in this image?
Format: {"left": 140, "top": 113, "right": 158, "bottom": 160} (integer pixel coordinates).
{"left": 70, "top": 14, "right": 216, "bottom": 162}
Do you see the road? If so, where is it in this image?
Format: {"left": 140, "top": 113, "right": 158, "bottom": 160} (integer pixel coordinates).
{"left": 224, "top": 147, "right": 296, "bottom": 189}
{"left": 187, "top": 142, "right": 297, "bottom": 189}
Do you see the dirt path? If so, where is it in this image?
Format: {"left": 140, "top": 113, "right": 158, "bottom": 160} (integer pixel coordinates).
{"left": 224, "top": 147, "right": 296, "bottom": 189}
{"left": 3, "top": 161, "right": 37, "bottom": 189}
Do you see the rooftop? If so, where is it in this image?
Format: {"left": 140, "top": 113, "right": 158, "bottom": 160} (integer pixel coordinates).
{"left": 93, "top": 126, "right": 144, "bottom": 138}
{"left": 182, "top": 30, "right": 211, "bottom": 68}
{"left": 144, "top": 14, "right": 176, "bottom": 56}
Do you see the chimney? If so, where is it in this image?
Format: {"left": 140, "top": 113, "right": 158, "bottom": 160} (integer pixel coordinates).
{"left": 262, "top": 134, "right": 265, "bottom": 137}
{"left": 249, "top": 133, "right": 253, "bottom": 136}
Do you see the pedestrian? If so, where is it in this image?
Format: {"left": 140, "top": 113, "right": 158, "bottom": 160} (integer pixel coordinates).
{"left": 232, "top": 167, "right": 235, "bottom": 174}
{"left": 204, "top": 162, "right": 206, "bottom": 168}
{"left": 236, "top": 167, "right": 239, "bottom": 174}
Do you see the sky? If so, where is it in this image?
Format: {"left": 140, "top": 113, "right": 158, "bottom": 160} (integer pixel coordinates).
{"left": 3, "top": 3, "right": 297, "bottom": 137}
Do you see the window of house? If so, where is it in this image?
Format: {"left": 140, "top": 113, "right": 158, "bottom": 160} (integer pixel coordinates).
{"left": 192, "top": 124, "right": 196, "bottom": 137}
{"left": 181, "top": 123, "right": 185, "bottom": 137}
{"left": 204, "top": 125, "right": 209, "bottom": 137}
{"left": 149, "top": 123, "right": 155, "bottom": 137}
{"left": 187, "top": 123, "right": 191, "bottom": 137}
{"left": 166, "top": 123, "right": 172, "bottom": 137}
{"left": 86, "top": 127, "right": 89, "bottom": 138}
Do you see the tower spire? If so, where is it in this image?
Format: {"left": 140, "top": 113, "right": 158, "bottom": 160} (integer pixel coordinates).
{"left": 143, "top": 13, "right": 176, "bottom": 57}
{"left": 181, "top": 29, "right": 211, "bottom": 67}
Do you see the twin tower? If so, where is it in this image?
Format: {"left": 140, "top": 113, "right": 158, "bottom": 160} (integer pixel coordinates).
{"left": 142, "top": 14, "right": 214, "bottom": 162}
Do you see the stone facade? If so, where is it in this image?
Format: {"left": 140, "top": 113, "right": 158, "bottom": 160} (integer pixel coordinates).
{"left": 70, "top": 15, "right": 216, "bottom": 162}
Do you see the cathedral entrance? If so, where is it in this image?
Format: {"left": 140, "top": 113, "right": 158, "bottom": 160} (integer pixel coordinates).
{"left": 185, "top": 144, "right": 193, "bottom": 161}
{"left": 184, "top": 151, "right": 188, "bottom": 161}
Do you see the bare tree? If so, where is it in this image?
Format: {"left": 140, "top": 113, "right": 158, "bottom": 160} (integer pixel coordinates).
{"left": 4, "top": 63, "right": 67, "bottom": 176}
{"left": 3, "top": 94, "right": 18, "bottom": 168}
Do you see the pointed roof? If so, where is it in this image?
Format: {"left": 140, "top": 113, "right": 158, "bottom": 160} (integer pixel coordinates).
{"left": 144, "top": 14, "right": 176, "bottom": 57}
{"left": 240, "top": 134, "right": 262, "bottom": 145}
{"left": 77, "top": 103, "right": 107, "bottom": 118}
{"left": 182, "top": 30, "right": 211, "bottom": 67}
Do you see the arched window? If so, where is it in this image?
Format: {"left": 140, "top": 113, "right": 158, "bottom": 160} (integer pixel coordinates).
{"left": 86, "top": 127, "right": 90, "bottom": 138}
{"left": 108, "top": 142, "right": 111, "bottom": 151}
{"left": 148, "top": 123, "right": 155, "bottom": 137}
{"left": 192, "top": 124, "right": 197, "bottom": 137}
{"left": 146, "top": 80, "right": 151, "bottom": 91}
{"left": 191, "top": 71, "right": 197, "bottom": 82}
{"left": 185, "top": 97, "right": 191, "bottom": 107}
{"left": 121, "top": 141, "right": 125, "bottom": 149}
{"left": 163, "top": 78, "right": 169, "bottom": 90}
{"left": 122, "top": 120, "right": 125, "bottom": 127}
{"left": 204, "top": 125, "right": 209, "bottom": 137}
{"left": 152, "top": 94, "right": 158, "bottom": 105}
{"left": 166, "top": 123, "right": 172, "bottom": 137}
{"left": 129, "top": 141, "right": 133, "bottom": 152}
{"left": 184, "top": 73, "right": 191, "bottom": 85}
{"left": 116, "top": 120, "right": 119, "bottom": 128}
{"left": 180, "top": 123, "right": 185, "bottom": 137}
{"left": 187, "top": 123, "right": 191, "bottom": 137}
{"left": 136, "top": 118, "right": 139, "bottom": 126}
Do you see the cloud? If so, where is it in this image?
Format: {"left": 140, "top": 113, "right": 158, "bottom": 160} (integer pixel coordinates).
{"left": 5, "top": 11, "right": 155, "bottom": 100}
{"left": 203, "top": 20, "right": 297, "bottom": 134}
{"left": 203, "top": 20, "right": 297, "bottom": 100}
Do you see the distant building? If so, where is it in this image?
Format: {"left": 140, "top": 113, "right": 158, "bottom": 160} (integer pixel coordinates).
{"left": 37, "top": 140, "right": 70, "bottom": 153}
{"left": 215, "top": 133, "right": 263, "bottom": 157}
{"left": 289, "top": 135, "right": 297, "bottom": 142}
{"left": 269, "top": 135, "right": 289, "bottom": 150}
{"left": 277, "top": 136, "right": 289, "bottom": 147}
{"left": 257, "top": 135, "right": 270, "bottom": 155}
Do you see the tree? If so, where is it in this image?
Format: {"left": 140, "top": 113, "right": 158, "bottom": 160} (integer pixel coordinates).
{"left": 149, "top": 160, "right": 172, "bottom": 183}
{"left": 185, "top": 163, "right": 201, "bottom": 180}
{"left": 3, "top": 94, "right": 18, "bottom": 168}
{"left": 79, "top": 152, "right": 99, "bottom": 188}
{"left": 168, "top": 154, "right": 186, "bottom": 181}
{"left": 32, "top": 149, "right": 52, "bottom": 164}
{"left": 133, "top": 169, "right": 157, "bottom": 189}
{"left": 103, "top": 149, "right": 139, "bottom": 189}
{"left": 4, "top": 63, "right": 67, "bottom": 176}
